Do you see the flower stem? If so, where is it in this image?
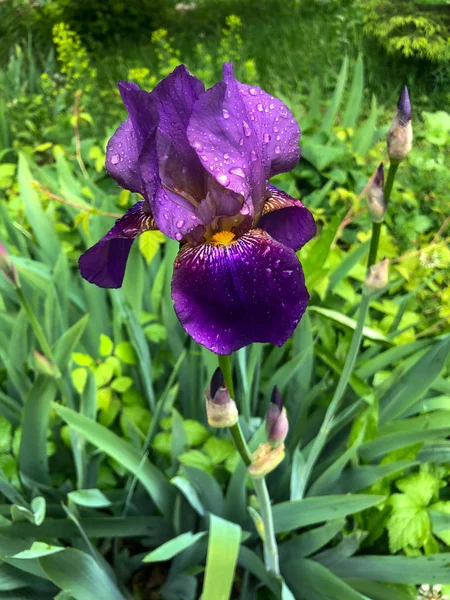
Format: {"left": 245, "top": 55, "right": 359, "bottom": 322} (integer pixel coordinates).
{"left": 218, "top": 354, "right": 280, "bottom": 576}
{"left": 367, "top": 160, "right": 399, "bottom": 268}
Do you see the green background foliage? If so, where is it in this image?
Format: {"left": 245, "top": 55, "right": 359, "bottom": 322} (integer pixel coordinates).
{"left": 0, "top": 1, "right": 449, "bottom": 598}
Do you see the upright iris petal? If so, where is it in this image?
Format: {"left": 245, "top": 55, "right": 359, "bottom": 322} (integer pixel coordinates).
{"left": 79, "top": 63, "right": 316, "bottom": 353}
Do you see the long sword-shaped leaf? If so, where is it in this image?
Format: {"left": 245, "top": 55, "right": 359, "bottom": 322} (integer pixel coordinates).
{"left": 201, "top": 515, "right": 241, "bottom": 600}
{"left": 54, "top": 405, "right": 174, "bottom": 518}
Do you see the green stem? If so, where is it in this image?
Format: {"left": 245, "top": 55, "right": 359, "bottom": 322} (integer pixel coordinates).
{"left": 366, "top": 160, "right": 399, "bottom": 269}
{"left": 297, "top": 293, "right": 372, "bottom": 498}
{"left": 218, "top": 354, "right": 280, "bottom": 576}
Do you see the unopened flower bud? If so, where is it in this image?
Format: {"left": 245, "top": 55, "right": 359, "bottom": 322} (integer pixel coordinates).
{"left": 364, "top": 258, "right": 389, "bottom": 293}
{"left": 205, "top": 367, "right": 238, "bottom": 428}
{"left": 248, "top": 442, "right": 285, "bottom": 479}
{"left": 266, "top": 387, "right": 289, "bottom": 447}
{"left": 0, "top": 242, "right": 19, "bottom": 286}
{"left": 367, "top": 163, "right": 386, "bottom": 223}
{"left": 388, "top": 86, "right": 412, "bottom": 161}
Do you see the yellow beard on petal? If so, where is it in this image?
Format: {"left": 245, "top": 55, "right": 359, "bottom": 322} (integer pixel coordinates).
{"left": 210, "top": 230, "right": 236, "bottom": 247}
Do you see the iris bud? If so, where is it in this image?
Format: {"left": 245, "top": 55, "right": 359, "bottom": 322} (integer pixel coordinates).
{"left": 388, "top": 86, "right": 412, "bottom": 161}
{"left": 364, "top": 258, "right": 389, "bottom": 293}
{"left": 266, "top": 387, "right": 289, "bottom": 447}
{"left": 205, "top": 367, "right": 238, "bottom": 428}
{"left": 0, "top": 242, "right": 19, "bottom": 286}
{"left": 367, "top": 164, "right": 386, "bottom": 223}
{"left": 248, "top": 442, "right": 285, "bottom": 479}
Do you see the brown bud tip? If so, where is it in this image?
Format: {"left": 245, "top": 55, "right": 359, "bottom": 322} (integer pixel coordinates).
{"left": 367, "top": 163, "right": 386, "bottom": 223}
{"left": 205, "top": 367, "right": 238, "bottom": 427}
{"left": 266, "top": 387, "right": 289, "bottom": 447}
{"left": 364, "top": 258, "right": 389, "bottom": 293}
{"left": 248, "top": 442, "right": 285, "bottom": 478}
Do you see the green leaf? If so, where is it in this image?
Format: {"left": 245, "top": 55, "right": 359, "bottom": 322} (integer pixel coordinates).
{"left": 203, "top": 438, "right": 235, "bottom": 465}
{"left": 380, "top": 337, "right": 450, "bottom": 423}
{"left": 139, "top": 230, "right": 165, "bottom": 264}
{"left": 18, "top": 154, "right": 60, "bottom": 266}
{"left": 396, "top": 471, "right": 442, "bottom": 507}
{"left": 309, "top": 306, "right": 388, "bottom": 342}
{"left": 321, "top": 56, "right": 349, "bottom": 133}
{"left": 99, "top": 334, "right": 114, "bottom": 357}
{"left": 67, "top": 489, "right": 111, "bottom": 508}
{"left": 201, "top": 515, "right": 241, "bottom": 600}
{"left": 272, "top": 495, "right": 385, "bottom": 533}
{"left": 10, "top": 542, "right": 64, "bottom": 560}
{"left": 54, "top": 404, "right": 174, "bottom": 519}
{"left": 387, "top": 494, "right": 431, "bottom": 552}
{"left": 114, "top": 341, "right": 137, "bottom": 365}
{"left": 342, "top": 54, "right": 364, "bottom": 128}
{"left": 10, "top": 497, "right": 46, "bottom": 526}
{"left": 72, "top": 368, "right": 88, "bottom": 395}
{"left": 143, "top": 531, "right": 206, "bottom": 563}
{"left": 39, "top": 548, "right": 125, "bottom": 600}
{"left": 110, "top": 377, "right": 133, "bottom": 393}
{"left": 72, "top": 353, "right": 94, "bottom": 367}
{"left": 352, "top": 94, "right": 378, "bottom": 155}
{"left": 183, "top": 421, "right": 210, "bottom": 447}
{"left": 332, "top": 554, "right": 450, "bottom": 584}
{"left": 282, "top": 558, "right": 365, "bottom": 600}
{"left": 280, "top": 520, "right": 345, "bottom": 560}
{"left": 430, "top": 503, "right": 450, "bottom": 545}
{"left": 179, "top": 451, "right": 213, "bottom": 472}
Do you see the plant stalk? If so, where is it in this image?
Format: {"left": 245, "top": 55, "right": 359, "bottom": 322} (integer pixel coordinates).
{"left": 366, "top": 160, "right": 399, "bottom": 268}
{"left": 218, "top": 354, "right": 280, "bottom": 576}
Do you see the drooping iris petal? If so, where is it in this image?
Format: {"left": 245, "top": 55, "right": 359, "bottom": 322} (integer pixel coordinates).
{"left": 258, "top": 186, "right": 316, "bottom": 251}
{"left": 79, "top": 202, "right": 156, "bottom": 288}
{"left": 235, "top": 75, "right": 301, "bottom": 178}
{"left": 187, "top": 67, "right": 265, "bottom": 216}
{"left": 151, "top": 65, "right": 206, "bottom": 200}
{"left": 171, "top": 229, "right": 309, "bottom": 354}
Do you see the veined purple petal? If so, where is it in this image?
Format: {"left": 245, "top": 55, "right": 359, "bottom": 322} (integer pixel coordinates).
{"left": 187, "top": 66, "right": 265, "bottom": 216}
{"left": 171, "top": 228, "right": 309, "bottom": 354}
{"left": 79, "top": 202, "right": 156, "bottom": 288}
{"left": 151, "top": 65, "right": 206, "bottom": 200}
{"left": 118, "top": 81, "right": 157, "bottom": 143}
{"left": 236, "top": 75, "right": 301, "bottom": 178}
{"left": 258, "top": 186, "right": 316, "bottom": 251}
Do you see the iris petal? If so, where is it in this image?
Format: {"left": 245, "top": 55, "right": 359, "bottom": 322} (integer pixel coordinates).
{"left": 79, "top": 202, "right": 156, "bottom": 288}
{"left": 258, "top": 186, "right": 316, "bottom": 251}
{"left": 171, "top": 228, "right": 309, "bottom": 354}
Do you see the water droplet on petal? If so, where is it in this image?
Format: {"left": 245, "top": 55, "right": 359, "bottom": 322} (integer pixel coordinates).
{"left": 256, "top": 103, "right": 264, "bottom": 112}
{"left": 239, "top": 138, "right": 244, "bottom": 146}
{"left": 111, "top": 155, "right": 120, "bottom": 165}
{"left": 176, "top": 219, "right": 185, "bottom": 228}
{"left": 224, "top": 153, "right": 230, "bottom": 160}
{"left": 250, "top": 150, "right": 257, "bottom": 161}
{"left": 163, "top": 213, "right": 169, "bottom": 221}
{"left": 201, "top": 155, "right": 208, "bottom": 161}
{"left": 275, "top": 145, "right": 281, "bottom": 155}
{"left": 269, "top": 103, "right": 275, "bottom": 110}
{"left": 229, "top": 167, "right": 246, "bottom": 178}
{"left": 263, "top": 133, "right": 271, "bottom": 143}
{"left": 265, "top": 268, "right": 273, "bottom": 278}
{"left": 240, "top": 203, "right": 250, "bottom": 215}
{"left": 192, "top": 141, "right": 203, "bottom": 151}
{"left": 273, "top": 126, "right": 279, "bottom": 132}
{"left": 175, "top": 233, "right": 183, "bottom": 241}
{"left": 217, "top": 173, "right": 230, "bottom": 186}
{"left": 261, "top": 246, "right": 271, "bottom": 257}
{"left": 249, "top": 87, "right": 257, "bottom": 96}
{"left": 282, "top": 270, "right": 293, "bottom": 278}
{"left": 222, "top": 109, "right": 230, "bottom": 119}
{"left": 243, "top": 121, "right": 251, "bottom": 137}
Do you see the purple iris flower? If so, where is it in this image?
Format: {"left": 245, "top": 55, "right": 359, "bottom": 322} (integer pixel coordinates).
{"left": 79, "top": 63, "right": 316, "bottom": 354}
